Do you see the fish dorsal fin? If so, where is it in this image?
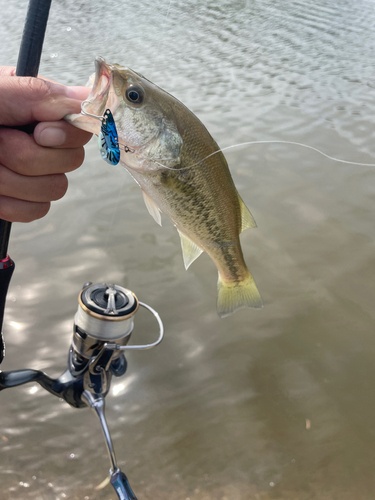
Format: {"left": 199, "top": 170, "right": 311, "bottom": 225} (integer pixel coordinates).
{"left": 142, "top": 190, "right": 162, "bottom": 226}
{"left": 238, "top": 196, "right": 257, "bottom": 232}
{"left": 177, "top": 230, "right": 204, "bottom": 270}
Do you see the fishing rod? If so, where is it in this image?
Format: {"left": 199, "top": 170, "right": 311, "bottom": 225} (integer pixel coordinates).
{"left": 0, "top": 2, "right": 166, "bottom": 498}
{"left": 0, "top": 0, "right": 52, "bottom": 363}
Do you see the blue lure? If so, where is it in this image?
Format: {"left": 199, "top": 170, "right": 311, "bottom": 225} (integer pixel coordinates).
{"left": 98, "top": 109, "right": 120, "bottom": 165}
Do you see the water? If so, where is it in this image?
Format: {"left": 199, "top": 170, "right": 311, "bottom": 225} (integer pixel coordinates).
{"left": 1, "top": 0, "right": 375, "bottom": 498}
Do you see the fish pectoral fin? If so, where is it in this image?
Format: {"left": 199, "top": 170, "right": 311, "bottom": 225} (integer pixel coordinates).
{"left": 177, "top": 230, "right": 204, "bottom": 270}
{"left": 142, "top": 190, "right": 162, "bottom": 226}
{"left": 239, "top": 196, "right": 257, "bottom": 232}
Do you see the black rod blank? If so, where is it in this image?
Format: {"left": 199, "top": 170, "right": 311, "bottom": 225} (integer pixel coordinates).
{"left": 0, "top": 0, "right": 52, "bottom": 364}
{"left": 16, "top": 0, "right": 52, "bottom": 78}
{"left": 0, "top": 0, "right": 52, "bottom": 260}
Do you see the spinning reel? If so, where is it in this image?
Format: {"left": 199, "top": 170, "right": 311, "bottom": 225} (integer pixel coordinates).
{"left": 0, "top": 282, "right": 164, "bottom": 500}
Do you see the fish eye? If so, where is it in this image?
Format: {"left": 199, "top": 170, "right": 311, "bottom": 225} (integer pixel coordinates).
{"left": 125, "top": 86, "right": 144, "bottom": 104}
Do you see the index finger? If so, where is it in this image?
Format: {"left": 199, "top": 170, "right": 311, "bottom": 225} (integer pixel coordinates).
{"left": 0, "top": 66, "right": 82, "bottom": 88}
{"left": 0, "top": 76, "right": 88, "bottom": 126}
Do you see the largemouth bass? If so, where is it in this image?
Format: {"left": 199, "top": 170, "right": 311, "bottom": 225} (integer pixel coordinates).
{"left": 66, "top": 57, "right": 263, "bottom": 317}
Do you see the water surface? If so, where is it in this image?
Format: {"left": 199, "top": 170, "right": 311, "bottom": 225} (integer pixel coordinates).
{"left": 1, "top": 0, "right": 375, "bottom": 498}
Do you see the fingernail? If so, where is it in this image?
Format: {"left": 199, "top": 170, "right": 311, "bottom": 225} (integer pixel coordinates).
{"left": 37, "top": 127, "right": 66, "bottom": 147}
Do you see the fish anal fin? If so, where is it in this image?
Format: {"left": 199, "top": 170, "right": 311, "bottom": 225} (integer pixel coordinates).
{"left": 238, "top": 196, "right": 257, "bottom": 232}
{"left": 142, "top": 190, "right": 162, "bottom": 226}
{"left": 217, "top": 272, "right": 263, "bottom": 318}
{"left": 178, "top": 230, "right": 203, "bottom": 270}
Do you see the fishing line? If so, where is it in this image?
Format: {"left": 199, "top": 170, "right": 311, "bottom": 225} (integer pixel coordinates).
{"left": 81, "top": 101, "right": 135, "bottom": 163}
{"left": 150, "top": 140, "right": 375, "bottom": 171}
{"left": 81, "top": 102, "right": 375, "bottom": 170}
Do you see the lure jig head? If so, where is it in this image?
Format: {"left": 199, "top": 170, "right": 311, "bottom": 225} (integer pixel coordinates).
{"left": 99, "top": 109, "right": 121, "bottom": 165}
{"left": 81, "top": 101, "right": 135, "bottom": 165}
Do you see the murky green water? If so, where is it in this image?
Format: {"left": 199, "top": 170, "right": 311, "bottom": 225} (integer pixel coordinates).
{"left": 1, "top": 0, "right": 375, "bottom": 498}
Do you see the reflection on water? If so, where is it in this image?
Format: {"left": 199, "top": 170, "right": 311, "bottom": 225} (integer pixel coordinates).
{"left": 1, "top": 0, "right": 375, "bottom": 498}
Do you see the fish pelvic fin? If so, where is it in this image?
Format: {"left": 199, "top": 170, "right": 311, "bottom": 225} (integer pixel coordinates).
{"left": 178, "top": 230, "right": 204, "bottom": 270}
{"left": 217, "top": 272, "right": 263, "bottom": 318}
{"left": 239, "top": 196, "right": 257, "bottom": 232}
{"left": 142, "top": 190, "right": 162, "bottom": 226}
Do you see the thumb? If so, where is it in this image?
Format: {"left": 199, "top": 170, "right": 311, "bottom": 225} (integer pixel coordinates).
{"left": 0, "top": 75, "right": 90, "bottom": 126}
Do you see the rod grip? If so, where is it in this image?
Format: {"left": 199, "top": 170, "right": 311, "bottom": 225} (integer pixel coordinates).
{"left": 0, "top": 258, "right": 15, "bottom": 364}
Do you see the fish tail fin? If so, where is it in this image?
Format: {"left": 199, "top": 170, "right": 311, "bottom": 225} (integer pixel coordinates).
{"left": 217, "top": 272, "right": 263, "bottom": 318}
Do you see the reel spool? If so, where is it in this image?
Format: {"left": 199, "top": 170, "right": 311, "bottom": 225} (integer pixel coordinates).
{"left": 73, "top": 283, "right": 139, "bottom": 359}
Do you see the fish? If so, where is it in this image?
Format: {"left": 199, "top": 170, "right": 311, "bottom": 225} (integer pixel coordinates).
{"left": 65, "top": 57, "right": 263, "bottom": 317}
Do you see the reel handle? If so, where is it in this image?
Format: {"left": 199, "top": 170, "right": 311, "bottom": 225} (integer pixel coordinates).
{"left": 82, "top": 391, "right": 139, "bottom": 500}
{"left": 110, "top": 470, "right": 138, "bottom": 500}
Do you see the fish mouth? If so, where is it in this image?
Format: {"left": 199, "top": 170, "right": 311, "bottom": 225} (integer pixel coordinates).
{"left": 92, "top": 57, "right": 111, "bottom": 101}
{"left": 83, "top": 57, "right": 115, "bottom": 117}
{"left": 64, "top": 57, "right": 119, "bottom": 135}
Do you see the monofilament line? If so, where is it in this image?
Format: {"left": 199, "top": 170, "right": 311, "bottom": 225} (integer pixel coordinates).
{"left": 218, "top": 141, "right": 375, "bottom": 167}
{"left": 152, "top": 140, "right": 375, "bottom": 171}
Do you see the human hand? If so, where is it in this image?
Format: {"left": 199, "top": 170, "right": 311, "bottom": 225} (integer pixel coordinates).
{"left": 0, "top": 66, "right": 92, "bottom": 222}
